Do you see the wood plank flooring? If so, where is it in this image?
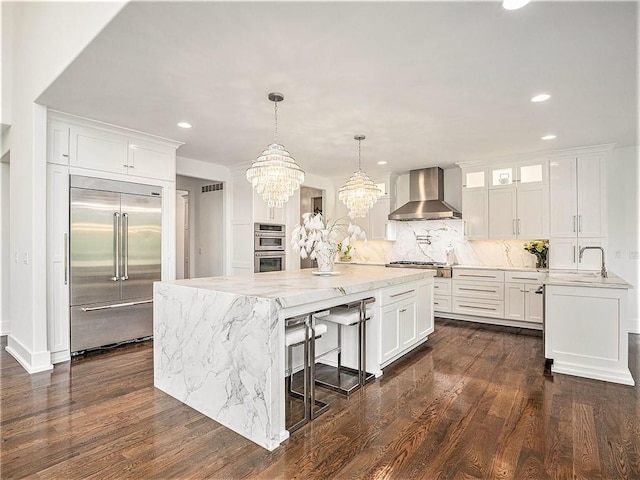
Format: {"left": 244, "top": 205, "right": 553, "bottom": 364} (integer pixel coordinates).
{"left": 2, "top": 318, "right": 639, "bottom": 479}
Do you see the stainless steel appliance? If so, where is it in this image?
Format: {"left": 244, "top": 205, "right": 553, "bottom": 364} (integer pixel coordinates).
{"left": 388, "top": 167, "right": 462, "bottom": 221}
{"left": 70, "top": 176, "right": 162, "bottom": 353}
{"left": 254, "top": 251, "right": 286, "bottom": 273}
{"left": 253, "top": 223, "right": 286, "bottom": 273}
{"left": 385, "top": 261, "right": 452, "bottom": 278}
{"left": 254, "top": 222, "right": 286, "bottom": 251}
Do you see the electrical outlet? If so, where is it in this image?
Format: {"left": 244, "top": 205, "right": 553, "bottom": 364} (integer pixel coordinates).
{"left": 22, "top": 252, "right": 29, "bottom": 265}
{"left": 14, "top": 252, "right": 19, "bottom": 263}
{"left": 630, "top": 251, "right": 640, "bottom": 260}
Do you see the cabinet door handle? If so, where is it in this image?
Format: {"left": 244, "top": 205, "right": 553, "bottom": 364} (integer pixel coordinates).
{"left": 459, "top": 287, "right": 497, "bottom": 293}
{"left": 458, "top": 274, "right": 495, "bottom": 279}
{"left": 513, "top": 219, "right": 516, "bottom": 235}
{"left": 578, "top": 215, "right": 582, "bottom": 233}
{"left": 390, "top": 290, "right": 415, "bottom": 298}
{"left": 517, "top": 219, "right": 521, "bottom": 235}
{"left": 511, "top": 276, "right": 536, "bottom": 281}
{"left": 459, "top": 304, "right": 496, "bottom": 311}
{"left": 63, "top": 233, "right": 68, "bottom": 285}
{"left": 573, "top": 215, "right": 577, "bottom": 233}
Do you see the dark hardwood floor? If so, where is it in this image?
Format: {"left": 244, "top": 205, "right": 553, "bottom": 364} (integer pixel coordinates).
{"left": 2, "top": 318, "right": 639, "bottom": 479}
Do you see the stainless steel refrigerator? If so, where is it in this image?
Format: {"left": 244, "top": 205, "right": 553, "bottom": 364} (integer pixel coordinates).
{"left": 70, "top": 175, "right": 162, "bottom": 353}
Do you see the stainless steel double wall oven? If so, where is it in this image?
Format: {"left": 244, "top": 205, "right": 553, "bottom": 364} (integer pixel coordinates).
{"left": 254, "top": 222, "right": 286, "bottom": 272}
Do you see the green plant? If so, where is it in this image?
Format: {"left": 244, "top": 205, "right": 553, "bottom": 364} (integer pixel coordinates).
{"left": 523, "top": 240, "right": 549, "bottom": 268}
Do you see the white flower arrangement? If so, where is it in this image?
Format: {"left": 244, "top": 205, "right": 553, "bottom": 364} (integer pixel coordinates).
{"left": 291, "top": 212, "right": 367, "bottom": 261}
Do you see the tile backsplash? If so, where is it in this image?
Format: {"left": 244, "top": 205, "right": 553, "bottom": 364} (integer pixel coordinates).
{"left": 349, "top": 219, "right": 544, "bottom": 268}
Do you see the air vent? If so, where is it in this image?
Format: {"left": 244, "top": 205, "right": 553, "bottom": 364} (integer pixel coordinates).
{"left": 202, "top": 183, "right": 223, "bottom": 193}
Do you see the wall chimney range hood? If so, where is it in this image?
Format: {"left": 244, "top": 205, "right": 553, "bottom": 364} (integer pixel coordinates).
{"left": 388, "top": 167, "right": 462, "bottom": 221}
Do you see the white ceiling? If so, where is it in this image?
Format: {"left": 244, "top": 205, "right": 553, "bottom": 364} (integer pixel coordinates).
{"left": 39, "top": 1, "right": 638, "bottom": 179}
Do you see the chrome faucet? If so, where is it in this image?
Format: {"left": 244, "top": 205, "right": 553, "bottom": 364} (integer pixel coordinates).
{"left": 579, "top": 246, "right": 607, "bottom": 278}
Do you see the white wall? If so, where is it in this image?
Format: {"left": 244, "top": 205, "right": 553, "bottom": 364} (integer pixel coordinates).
{"left": 607, "top": 146, "right": 639, "bottom": 333}
{"left": 0, "top": 162, "right": 9, "bottom": 334}
{"left": 4, "top": 2, "right": 125, "bottom": 372}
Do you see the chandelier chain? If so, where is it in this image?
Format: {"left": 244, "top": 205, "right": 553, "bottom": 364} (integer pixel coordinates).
{"left": 358, "top": 137, "right": 362, "bottom": 170}
{"left": 274, "top": 100, "right": 278, "bottom": 143}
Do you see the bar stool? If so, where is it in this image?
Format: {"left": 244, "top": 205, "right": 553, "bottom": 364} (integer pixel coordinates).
{"left": 314, "top": 297, "right": 376, "bottom": 396}
{"left": 284, "top": 313, "right": 330, "bottom": 433}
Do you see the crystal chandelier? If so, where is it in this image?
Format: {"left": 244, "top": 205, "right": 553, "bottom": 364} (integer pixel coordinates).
{"left": 338, "top": 135, "right": 382, "bottom": 217}
{"left": 247, "top": 92, "right": 304, "bottom": 208}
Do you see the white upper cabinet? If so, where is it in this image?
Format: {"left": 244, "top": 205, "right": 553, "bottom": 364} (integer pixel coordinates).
{"left": 48, "top": 120, "right": 70, "bottom": 165}
{"left": 484, "top": 159, "right": 549, "bottom": 239}
{"left": 70, "top": 125, "right": 129, "bottom": 175}
{"left": 488, "top": 188, "right": 517, "bottom": 238}
{"left": 253, "top": 194, "right": 286, "bottom": 223}
{"left": 65, "top": 118, "right": 180, "bottom": 182}
{"left": 461, "top": 167, "right": 489, "bottom": 239}
{"left": 127, "top": 139, "right": 176, "bottom": 181}
{"left": 550, "top": 152, "right": 606, "bottom": 238}
{"left": 576, "top": 153, "right": 606, "bottom": 237}
{"left": 462, "top": 167, "right": 488, "bottom": 190}
{"left": 462, "top": 189, "right": 489, "bottom": 239}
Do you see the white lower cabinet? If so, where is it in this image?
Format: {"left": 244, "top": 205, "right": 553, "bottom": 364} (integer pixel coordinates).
{"left": 433, "top": 278, "right": 452, "bottom": 313}
{"left": 378, "top": 279, "right": 433, "bottom": 366}
{"left": 46, "top": 164, "right": 71, "bottom": 363}
{"left": 504, "top": 283, "right": 543, "bottom": 324}
{"left": 443, "top": 268, "right": 544, "bottom": 328}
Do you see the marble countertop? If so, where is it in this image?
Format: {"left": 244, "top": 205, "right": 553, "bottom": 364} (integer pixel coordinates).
{"left": 544, "top": 271, "right": 633, "bottom": 289}
{"left": 452, "top": 264, "right": 548, "bottom": 272}
{"left": 161, "top": 265, "right": 435, "bottom": 308}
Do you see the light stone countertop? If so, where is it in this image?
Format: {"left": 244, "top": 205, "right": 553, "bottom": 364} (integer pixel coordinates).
{"left": 162, "top": 264, "right": 435, "bottom": 309}
{"left": 544, "top": 270, "right": 633, "bottom": 289}
{"left": 452, "top": 264, "right": 548, "bottom": 273}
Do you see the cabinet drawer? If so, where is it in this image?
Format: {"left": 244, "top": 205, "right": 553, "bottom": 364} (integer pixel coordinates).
{"left": 433, "top": 295, "right": 452, "bottom": 313}
{"left": 453, "top": 280, "right": 504, "bottom": 300}
{"left": 433, "top": 278, "right": 452, "bottom": 295}
{"left": 504, "top": 271, "right": 547, "bottom": 284}
{"left": 380, "top": 283, "right": 417, "bottom": 306}
{"left": 453, "top": 298, "right": 504, "bottom": 319}
{"left": 453, "top": 268, "right": 504, "bottom": 282}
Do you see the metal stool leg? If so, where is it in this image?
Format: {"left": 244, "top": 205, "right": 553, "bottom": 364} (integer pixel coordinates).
{"left": 309, "top": 313, "right": 330, "bottom": 420}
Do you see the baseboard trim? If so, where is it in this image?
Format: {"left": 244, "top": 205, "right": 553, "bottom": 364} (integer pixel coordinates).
{"left": 5, "top": 335, "right": 53, "bottom": 374}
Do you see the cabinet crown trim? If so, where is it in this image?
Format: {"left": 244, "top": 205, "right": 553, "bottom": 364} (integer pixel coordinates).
{"left": 48, "top": 110, "right": 184, "bottom": 149}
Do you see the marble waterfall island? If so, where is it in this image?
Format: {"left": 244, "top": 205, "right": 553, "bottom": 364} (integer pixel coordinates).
{"left": 153, "top": 265, "right": 435, "bottom": 450}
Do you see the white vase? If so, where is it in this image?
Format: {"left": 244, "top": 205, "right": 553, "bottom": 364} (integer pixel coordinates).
{"left": 315, "top": 243, "right": 337, "bottom": 272}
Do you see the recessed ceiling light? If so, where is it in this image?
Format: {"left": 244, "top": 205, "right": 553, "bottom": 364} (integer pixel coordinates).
{"left": 177, "top": 122, "right": 192, "bottom": 129}
{"left": 377, "top": 161, "right": 387, "bottom": 165}
{"left": 531, "top": 93, "right": 551, "bottom": 103}
{"left": 502, "top": 0, "right": 531, "bottom": 10}
{"left": 541, "top": 134, "right": 557, "bottom": 140}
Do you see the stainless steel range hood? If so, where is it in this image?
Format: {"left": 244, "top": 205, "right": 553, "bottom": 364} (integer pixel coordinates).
{"left": 388, "top": 167, "right": 462, "bottom": 221}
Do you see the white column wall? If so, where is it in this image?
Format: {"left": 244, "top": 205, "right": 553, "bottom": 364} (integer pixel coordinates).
{"left": 608, "top": 145, "right": 640, "bottom": 333}
{"left": 0, "top": 162, "right": 9, "bottom": 335}
{"left": 4, "top": 2, "right": 125, "bottom": 372}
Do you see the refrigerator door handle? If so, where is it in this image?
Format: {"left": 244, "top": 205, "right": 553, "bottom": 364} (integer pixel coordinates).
{"left": 81, "top": 299, "right": 153, "bottom": 312}
{"left": 113, "top": 212, "right": 120, "bottom": 281}
{"left": 122, "top": 213, "right": 129, "bottom": 280}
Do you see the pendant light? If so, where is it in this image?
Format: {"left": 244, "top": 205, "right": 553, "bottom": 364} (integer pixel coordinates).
{"left": 247, "top": 92, "right": 305, "bottom": 208}
{"left": 338, "top": 135, "right": 382, "bottom": 218}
